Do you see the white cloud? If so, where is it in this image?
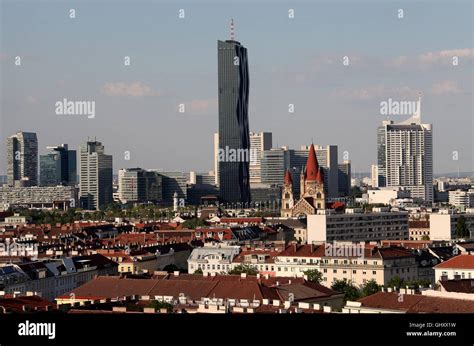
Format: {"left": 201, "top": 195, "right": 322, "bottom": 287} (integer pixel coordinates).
{"left": 101, "top": 82, "right": 159, "bottom": 97}
{"left": 331, "top": 85, "right": 419, "bottom": 100}
{"left": 431, "top": 80, "right": 462, "bottom": 95}
{"left": 390, "top": 48, "right": 474, "bottom": 67}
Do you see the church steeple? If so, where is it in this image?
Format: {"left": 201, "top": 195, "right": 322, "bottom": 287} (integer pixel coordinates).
{"left": 284, "top": 169, "right": 293, "bottom": 185}
{"left": 305, "top": 143, "right": 322, "bottom": 183}
{"left": 281, "top": 169, "right": 294, "bottom": 217}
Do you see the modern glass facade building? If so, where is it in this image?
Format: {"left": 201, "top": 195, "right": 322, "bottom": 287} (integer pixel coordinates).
{"left": 156, "top": 171, "right": 187, "bottom": 205}
{"left": 217, "top": 39, "right": 251, "bottom": 204}
{"left": 40, "top": 144, "right": 77, "bottom": 186}
{"left": 7, "top": 132, "right": 38, "bottom": 187}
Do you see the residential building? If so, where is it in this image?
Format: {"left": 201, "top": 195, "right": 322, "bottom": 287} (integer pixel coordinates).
{"left": 273, "top": 244, "right": 418, "bottom": 287}
{"left": 307, "top": 209, "right": 409, "bottom": 243}
{"left": 187, "top": 244, "right": 240, "bottom": 274}
{"left": 56, "top": 274, "right": 345, "bottom": 312}
{"left": 376, "top": 97, "right": 433, "bottom": 203}
{"left": 434, "top": 254, "right": 474, "bottom": 281}
{"left": 343, "top": 290, "right": 474, "bottom": 313}
{"left": 0, "top": 254, "right": 118, "bottom": 301}
{"left": 0, "top": 185, "right": 77, "bottom": 209}
{"left": 429, "top": 210, "right": 474, "bottom": 240}
{"left": 408, "top": 220, "right": 430, "bottom": 240}
{"left": 366, "top": 188, "right": 411, "bottom": 205}
{"left": 230, "top": 248, "right": 282, "bottom": 276}
{"left": 449, "top": 189, "right": 474, "bottom": 208}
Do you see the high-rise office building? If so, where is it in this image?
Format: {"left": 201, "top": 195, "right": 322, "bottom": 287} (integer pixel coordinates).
{"left": 118, "top": 168, "right": 162, "bottom": 204}
{"left": 260, "top": 148, "right": 288, "bottom": 186}
{"left": 7, "top": 132, "right": 38, "bottom": 187}
{"left": 338, "top": 160, "right": 352, "bottom": 197}
{"left": 79, "top": 140, "right": 113, "bottom": 210}
{"left": 217, "top": 24, "right": 251, "bottom": 204}
{"left": 156, "top": 171, "right": 187, "bottom": 205}
{"left": 249, "top": 132, "right": 272, "bottom": 185}
{"left": 40, "top": 144, "right": 76, "bottom": 186}
{"left": 377, "top": 97, "right": 433, "bottom": 203}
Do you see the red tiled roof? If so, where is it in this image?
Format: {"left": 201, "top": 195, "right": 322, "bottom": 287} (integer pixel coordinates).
{"left": 439, "top": 279, "right": 474, "bottom": 293}
{"left": 232, "top": 249, "right": 280, "bottom": 264}
{"left": 277, "top": 244, "right": 325, "bottom": 258}
{"left": 59, "top": 275, "right": 337, "bottom": 304}
{"left": 305, "top": 144, "right": 322, "bottom": 184}
{"left": 220, "top": 218, "right": 263, "bottom": 224}
{"left": 358, "top": 291, "right": 474, "bottom": 313}
{"left": 381, "top": 240, "right": 431, "bottom": 249}
{"left": 284, "top": 169, "right": 293, "bottom": 185}
{"left": 0, "top": 295, "right": 55, "bottom": 312}
{"left": 434, "top": 255, "right": 474, "bottom": 269}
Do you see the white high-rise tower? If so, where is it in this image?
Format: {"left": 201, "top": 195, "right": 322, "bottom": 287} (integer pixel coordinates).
{"left": 377, "top": 96, "right": 433, "bottom": 203}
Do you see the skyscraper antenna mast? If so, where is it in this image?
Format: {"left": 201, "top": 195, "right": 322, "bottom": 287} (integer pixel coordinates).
{"left": 230, "top": 18, "right": 235, "bottom": 40}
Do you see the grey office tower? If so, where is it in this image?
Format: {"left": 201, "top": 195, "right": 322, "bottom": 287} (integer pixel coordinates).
{"left": 217, "top": 35, "right": 251, "bottom": 204}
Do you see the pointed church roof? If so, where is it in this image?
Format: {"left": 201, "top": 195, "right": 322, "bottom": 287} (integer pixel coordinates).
{"left": 305, "top": 143, "right": 321, "bottom": 183}
{"left": 284, "top": 169, "right": 293, "bottom": 185}
{"left": 316, "top": 167, "right": 324, "bottom": 184}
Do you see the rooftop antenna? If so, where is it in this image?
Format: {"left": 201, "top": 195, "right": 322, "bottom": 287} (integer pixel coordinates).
{"left": 230, "top": 18, "right": 235, "bottom": 41}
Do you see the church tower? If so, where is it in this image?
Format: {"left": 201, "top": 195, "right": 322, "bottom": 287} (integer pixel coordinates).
{"left": 290, "top": 143, "right": 326, "bottom": 216}
{"left": 281, "top": 169, "right": 294, "bottom": 217}
{"left": 301, "top": 144, "right": 326, "bottom": 210}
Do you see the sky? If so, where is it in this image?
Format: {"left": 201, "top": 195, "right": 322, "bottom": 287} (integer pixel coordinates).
{"left": 1, "top": 0, "right": 473, "bottom": 175}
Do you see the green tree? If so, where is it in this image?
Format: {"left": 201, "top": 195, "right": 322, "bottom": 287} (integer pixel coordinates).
{"left": 456, "top": 215, "right": 469, "bottom": 238}
{"left": 182, "top": 218, "right": 207, "bottom": 229}
{"left": 331, "top": 279, "right": 361, "bottom": 302}
{"left": 361, "top": 279, "right": 380, "bottom": 297}
{"left": 303, "top": 269, "right": 323, "bottom": 284}
{"left": 350, "top": 186, "right": 363, "bottom": 198}
{"left": 146, "top": 300, "right": 173, "bottom": 313}
{"left": 193, "top": 268, "right": 203, "bottom": 275}
{"left": 228, "top": 264, "right": 258, "bottom": 276}
{"left": 386, "top": 276, "right": 404, "bottom": 289}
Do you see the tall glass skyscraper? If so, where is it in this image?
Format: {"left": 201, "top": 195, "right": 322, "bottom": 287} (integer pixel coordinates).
{"left": 40, "top": 144, "right": 77, "bottom": 186}
{"left": 217, "top": 37, "right": 251, "bottom": 204}
{"left": 7, "top": 132, "right": 38, "bottom": 187}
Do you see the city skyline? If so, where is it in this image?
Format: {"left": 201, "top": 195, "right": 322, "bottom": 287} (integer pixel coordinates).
{"left": 1, "top": 1, "right": 473, "bottom": 176}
